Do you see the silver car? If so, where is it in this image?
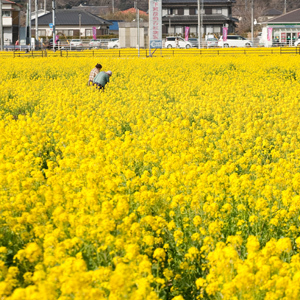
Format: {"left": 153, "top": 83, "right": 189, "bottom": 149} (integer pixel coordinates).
{"left": 89, "top": 39, "right": 101, "bottom": 49}
{"left": 70, "top": 39, "right": 83, "bottom": 50}
{"left": 206, "top": 38, "right": 218, "bottom": 48}
{"left": 188, "top": 38, "right": 198, "bottom": 48}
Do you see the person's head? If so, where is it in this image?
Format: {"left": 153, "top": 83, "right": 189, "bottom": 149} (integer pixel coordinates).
{"left": 106, "top": 71, "right": 112, "bottom": 77}
{"left": 95, "top": 63, "right": 102, "bottom": 70}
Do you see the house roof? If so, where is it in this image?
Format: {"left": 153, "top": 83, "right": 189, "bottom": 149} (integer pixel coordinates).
{"left": 262, "top": 8, "right": 282, "bottom": 16}
{"left": 31, "top": 9, "right": 112, "bottom": 26}
{"left": 162, "top": 14, "right": 235, "bottom": 23}
{"left": 162, "top": 0, "right": 235, "bottom": 3}
{"left": 120, "top": 7, "right": 148, "bottom": 15}
{"left": 71, "top": 5, "right": 110, "bottom": 16}
{"left": 2, "top": 0, "right": 22, "bottom": 7}
{"left": 266, "top": 8, "right": 300, "bottom": 23}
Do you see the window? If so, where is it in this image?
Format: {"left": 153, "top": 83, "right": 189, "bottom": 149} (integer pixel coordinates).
{"left": 2, "top": 11, "right": 11, "bottom": 17}
{"left": 222, "top": 8, "right": 228, "bottom": 16}
{"left": 38, "top": 29, "right": 46, "bottom": 36}
{"left": 85, "top": 29, "right": 92, "bottom": 36}
{"left": 68, "top": 30, "right": 73, "bottom": 36}
{"left": 213, "top": 26, "right": 220, "bottom": 33}
{"left": 206, "top": 26, "right": 213, "bottom": 34}
{"left": 184, "top": 8, "right": 189, "bottom": 15}
{"left": 175, "top": 26, "right": 183, "bottom": 34}
{"left": 168, "top": 8, "right": 178, "bottom": 15}
{"left": 195, "top": 8, "right": 204, "bottom": 14}
{"left": 162, "top": 9, "right": 168, "bottom": 16}
{"left": 212, "top": 8, "right": 222, "bottom": 14}
{"left": 189, "top": 8, "right": 196, "bottom": 15}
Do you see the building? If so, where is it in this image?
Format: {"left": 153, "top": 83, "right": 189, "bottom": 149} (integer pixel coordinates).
{"left": 261, "top": 8, "right": 300, "bottom": 46}
{"left": 31, "top": 9, "right": 112, "bottom": 39}
{"left": 162, "top": 0, "right": 237, "bottom": 37}
{"left": 257, "top": 8, "right": 282, "bottom": 23}
{"left": 118, "top": 21, "right": 148, "bottom": 48}
{"left": 1, "top": 0, "right": 21, "bottom": 45}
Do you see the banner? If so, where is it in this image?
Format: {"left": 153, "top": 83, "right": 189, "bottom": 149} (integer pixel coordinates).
{"left": 222, "top": 27, "right": 228, "bottom": 41}
{"left": 93, "top": 27, "right": 97, "bottom": 40}
{"left": 149, "top": 0, "right": 162, "bottom": 48}
{"left": 55, "top": 35, "right": 59, "bottom": 44}
{"left": 185, "top": 27, "right": 190, "bottom": 41}
{"left": 267, "top": 27, "right": 273, "bottom": 41}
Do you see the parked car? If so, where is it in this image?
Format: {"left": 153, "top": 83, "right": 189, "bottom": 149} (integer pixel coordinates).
{"left": 188, "top": 38, "right": 198, "bottom": 48}
{"left": 206, "top": 37, "right": 218, "bottom": 48}
{"left": 295, "top": 39, "right": 300, "bottom": 46}
{"left": 108, "top": 39, "right": 120, "bottom": 49}
{"left": 89, "top": 39, "right": 101, "bottom": 49}
{"left": 70, "top": 39, "right": 83, "bottom": 50}
{"left": 165, "top": 36, "right": 192, "bottom": 49}
{"left": 218, "top": 35, "right": 253, "bottom": 48}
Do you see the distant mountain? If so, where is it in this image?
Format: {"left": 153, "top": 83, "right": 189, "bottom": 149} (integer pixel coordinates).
{"left": 14, "top": 0, "right": 300, "bottom": 19}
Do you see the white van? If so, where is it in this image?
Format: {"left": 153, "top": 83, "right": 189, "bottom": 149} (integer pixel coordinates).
{"left": 218, "top": 35, "right": 253, "bottom": 48}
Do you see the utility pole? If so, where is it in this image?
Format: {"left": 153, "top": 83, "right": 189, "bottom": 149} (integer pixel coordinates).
{"left": 284, "top": 0, "right": 286, "bottom": 14}
{"left": 29, "top": 0, "right": 32, "bottom": 48}
{"left": 197, "top": 0, "right": 200, "bottom": 48}
{"left": 197, "top": 0, "right": 204, "bottom": 48}
{"left": 0, "top": 0, "right": 3, "bottom": 51}
{"left": 52, "top": 0, "right": 55, "bottom": 51}
{"left": 251, "top": 0, "right": 254, "bottom": 43}
{"left": 79, "top": 13, "right": 81, "bottom": 38}
{"left": 112, "top": 0, "right": 114, "bottom": 14}
{"left": 134, "top": 1, "right": 140, "bottom": 57}
{"left": 35, "top": 0, "right": 38, "bottom": 47}
{"left": 44, "top": 0, "right": 46, "bottom": 14}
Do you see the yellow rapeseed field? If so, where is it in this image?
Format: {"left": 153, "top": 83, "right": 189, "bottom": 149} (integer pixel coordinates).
{"left": 1, "top": 55, "right": 300, "bottom": 300}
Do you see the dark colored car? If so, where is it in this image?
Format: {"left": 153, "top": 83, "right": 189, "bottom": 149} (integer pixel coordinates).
{"left": 47, "top": 39, "right": 60, "bottom": 50}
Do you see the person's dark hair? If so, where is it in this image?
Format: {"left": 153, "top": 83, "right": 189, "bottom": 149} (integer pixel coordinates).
{"left": 96, "top": 63, "right": 102, "bottom": 69}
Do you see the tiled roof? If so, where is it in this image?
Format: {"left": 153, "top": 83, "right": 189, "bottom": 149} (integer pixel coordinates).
{"left": 120, "top": 7, "right": 148, "bottom": 15}
{"left": 163, "top": 0, "right": 235, "bottom": 3}
{"left": 162, "top": 14, "right": 233, "bottom": 22}
{"left": 266, "top": 8, "right": 300, "bottom": 23}
{"left": 31, "top": 9, "right": 112, "bottom": 26}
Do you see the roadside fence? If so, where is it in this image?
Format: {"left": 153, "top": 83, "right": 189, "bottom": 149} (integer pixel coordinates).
{"left": 1, "top": 47, "right": 300, "bottom": 58}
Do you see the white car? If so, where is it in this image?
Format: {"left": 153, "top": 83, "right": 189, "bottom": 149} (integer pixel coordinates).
{"left": 218, "top": 35, "right": 253, "bottom": 48}
{"left": 108, "top": 39, "right": 120, "bottom": 49}
{"left": 89, "top": 39, "right": 101, "bottom": 49}
{"left": 165, "top": 36, "right": 192, "bottom": 49}
{"left": 70, "top": 39, "right": 83, "bottom": 49}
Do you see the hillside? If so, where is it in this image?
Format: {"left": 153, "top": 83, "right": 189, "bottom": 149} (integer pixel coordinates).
{"left": 14, "top": 0, "right": 149, "bottom": 12}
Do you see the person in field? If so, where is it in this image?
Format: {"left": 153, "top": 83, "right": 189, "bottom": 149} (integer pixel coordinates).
{"left": 93, "top": 71, "right": 112, "bottom": 91}
{"left": 88, "top": 63, "right": 102, "bottom": 86}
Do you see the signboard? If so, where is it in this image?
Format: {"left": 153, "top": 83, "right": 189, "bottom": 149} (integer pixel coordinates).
{"left": 222, "top": 27, "right": 228, "bottom": 41}
{"left": 267, "top": 27, "right": 273, "bottom": 41}
{"left": 149, "top": 0, "right": 162, "bottom": 48}
{"left": 185, "top": 27, "right": 189, "bottom": 41}
{"left": 49, "top": 23, "right": 53, "bottom": 29}
{"left": 150, "top": 39, "right": 162, "bottom": 48}
{"left": 281, "top": 32, "right": 286, "bottom": 43}
{"left": 92, "top": 27, "right": 97, "bottom": 40}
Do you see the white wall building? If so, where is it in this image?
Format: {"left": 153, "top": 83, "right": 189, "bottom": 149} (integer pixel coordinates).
{"left": 1, "top": 0, "right": 21, "bottom": 45}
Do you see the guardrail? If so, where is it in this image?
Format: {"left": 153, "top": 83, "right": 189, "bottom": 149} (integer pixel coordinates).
{"left": 1, "top": 47, "right": 300, "bottom": 58}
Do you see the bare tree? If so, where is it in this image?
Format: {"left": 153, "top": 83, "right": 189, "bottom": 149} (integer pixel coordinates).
{"left": 233, "top": 0, "right": 270, "bottom": 35}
